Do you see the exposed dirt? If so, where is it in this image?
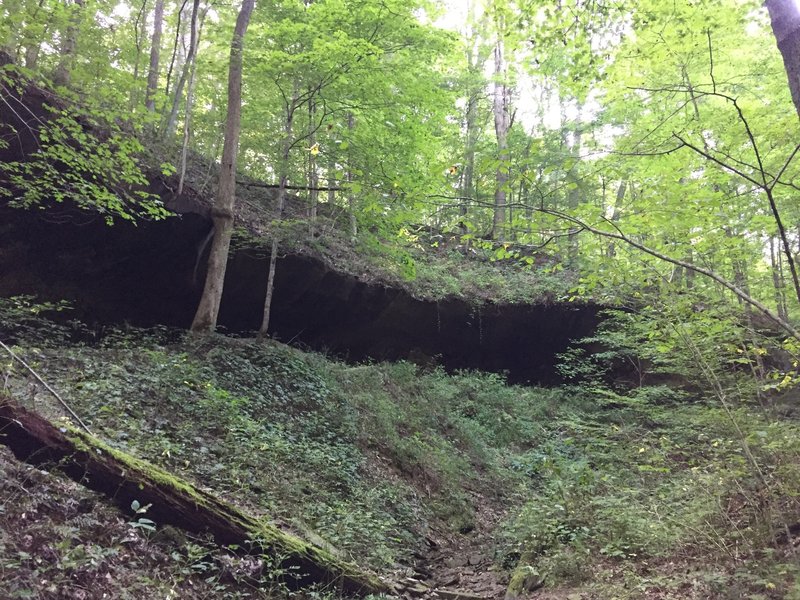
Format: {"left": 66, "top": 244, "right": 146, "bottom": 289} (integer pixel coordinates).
{"left": 0, "top": 202, "right": 602, "bottom": 385}
{"left": 393, "top": 490, "right": 510, "bottom": 600}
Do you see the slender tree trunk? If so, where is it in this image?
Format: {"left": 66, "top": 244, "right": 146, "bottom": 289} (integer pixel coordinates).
{"left": 764, "top": 186, "right": 800, "bottom": 304}
{"left": 259, "top": 94, "right": 298, "bottom": 340}
{"left": 165, "top": 0, "right": 201, "bottom": 138}
{"left": 461, "top": 93, "right": 478, "bottom": 233}
{"left": 165, "top": 0, "right": 190, "bottom": 97}
{"left": 459, "top": 1, "right": 488, "bottom": 236}
{"left": 145, "top": 0, "right": 165, "bottom": 111}
{"left": 460, "top": 17, "right": 483, "bottom": 236}
{"left": 766, "top": 0, "right": 800, "bottom": 119}
{"left": 53, "top": 0, "right": 84, "bottom": 87}
{"left": 308, "top": 97, "right": 319, "bottom": 228}
{"left": 129, "top": 0, "right": 149, "bottom": 109}
{"left": 492, "top": 32, "right": 510, "bottom": 241}
{"left": 771, "top": 236, "right": 790, "bottom": 321}
{"left": 732, "top": 257, "right": 751, "bottom": 309}
{"left": 190, "top": 0, "right": 255, "bottom": 334}
{"left": 685, "top": 247, "right": 696, "bottom": 289}
{"left": 566, "top": 122, "right": 583, "bottom": 264}
{"left": 177, "top": 0, "right": 202, "bottom": 194}
{"left": 607, "top": 181, "right": 626, "bottom": 258}
{"left": 259, "top": 238, "right": 280, "bottom": 340}
{"left": 346, "top": 112, "right": 357, "bottom": 241}
{"left": 327, "top": 155, "right": 336, "bottom": 206}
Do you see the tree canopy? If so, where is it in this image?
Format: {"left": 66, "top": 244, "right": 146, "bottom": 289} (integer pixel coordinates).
{"left": 1, "top": 0, "right": 800, "bottom": 335}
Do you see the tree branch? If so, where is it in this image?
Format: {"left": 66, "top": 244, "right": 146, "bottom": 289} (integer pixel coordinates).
{"left": 537, "top": 208, "right": 800, "bottom": 342}
{"left": 238, "top": 181, "right": 341, "bottom": 192}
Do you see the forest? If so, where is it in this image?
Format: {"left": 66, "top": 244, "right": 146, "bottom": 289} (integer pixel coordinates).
{"left": 2, "top": 0, "right": 800, "bottom": 598}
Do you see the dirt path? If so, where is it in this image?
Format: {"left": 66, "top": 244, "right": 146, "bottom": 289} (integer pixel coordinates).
{"left": 395, "top": 491, "right": 509, "bottom": 600}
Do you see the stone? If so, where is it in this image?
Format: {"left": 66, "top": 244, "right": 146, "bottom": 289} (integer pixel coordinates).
{"left": 468, "top": 553, "right": 486, "bottom": 566}
{"left": 435, "top": 589, "right": 490, "bottom": 600}
{"left": 445, "top": 556, "right": 469, "bottom": 568}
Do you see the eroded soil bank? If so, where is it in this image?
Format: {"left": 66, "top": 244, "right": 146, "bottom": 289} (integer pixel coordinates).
{"left": 0, "top": 204, "right": 601, "bottom": 384}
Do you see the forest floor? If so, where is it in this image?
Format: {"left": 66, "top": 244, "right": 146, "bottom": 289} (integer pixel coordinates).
{"left": 0, "top": 444, "right": 285, "bottom": 599}
{"left": 1, "top": 314, "right": 800, "bottom": 599}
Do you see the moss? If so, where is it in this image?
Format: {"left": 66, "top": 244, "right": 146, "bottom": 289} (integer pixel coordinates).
{"left": 65, "top": 425, "right": 210, "bottom": 503}
{"left": 505, "top": 551, "right": 544, "bottom": 600}
{"left": 61, "top": 422, "right": 387, "bottom": 594}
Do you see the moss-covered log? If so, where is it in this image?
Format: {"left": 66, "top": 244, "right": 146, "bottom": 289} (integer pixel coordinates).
{"left": 0, "top": 395, "right": 390, "bottom": 597}
{"left": 504, "top": 549, "right": 544, "bottom": 600}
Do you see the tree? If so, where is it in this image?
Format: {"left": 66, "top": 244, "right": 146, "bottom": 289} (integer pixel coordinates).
{"left": 144, "top": 0, "right": 165, "bottom": 111}
{"left": 491, "top": 21, "right": 511, "bottom": 240}
{"left": 766, "top": 0, "right": 800, "bottom": 118}
{"left": 53, "top": 0, "right": 85, "bottom": 86}
{"left": 190, "top": 0, "right": 255, "bottom": 333}
{"left": 164, "top": 0, "right": 202, "bottom": 138}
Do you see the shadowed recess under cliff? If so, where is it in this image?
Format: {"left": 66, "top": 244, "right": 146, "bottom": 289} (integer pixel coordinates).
{"left": 0, "top": 206, "right": 602, "bottom": 384}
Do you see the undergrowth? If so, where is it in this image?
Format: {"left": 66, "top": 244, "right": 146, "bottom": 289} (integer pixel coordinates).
{"left": 0, "top": 444, "right": 336, "bottom": 599}
{"left": 2, "top": 300, "right": 800, "bottom": 598}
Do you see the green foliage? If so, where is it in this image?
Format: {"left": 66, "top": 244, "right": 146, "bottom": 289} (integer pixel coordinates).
{"left": 502, "top": 385, "right": 800, "bottom": 593}
{"left": 1, "top": 67, "right": 168, "bottom": 223}
{"left": 0, "top": 295, "right": 77, "bottom": 346}
{"left": 3, "top": 301, "right": 800, "bottom": 597}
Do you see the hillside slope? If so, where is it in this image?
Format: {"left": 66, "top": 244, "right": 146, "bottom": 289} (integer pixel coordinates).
{"left": 1, "top": 312, "right": 799, "bottom": 599}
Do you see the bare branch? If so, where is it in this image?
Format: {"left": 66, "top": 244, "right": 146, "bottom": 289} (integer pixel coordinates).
{"left": 537, "top": 208, "right": 800, "bottom": 342}
{"left": 673, "top": 133, "right": 762, "bottom": 187}
{"left": 770, "top": 142, "right": 800, "bottom": 190}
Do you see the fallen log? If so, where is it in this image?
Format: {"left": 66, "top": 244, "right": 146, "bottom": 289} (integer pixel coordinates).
{"left": 0, "top": 395, "right": 390, "bottom": 597}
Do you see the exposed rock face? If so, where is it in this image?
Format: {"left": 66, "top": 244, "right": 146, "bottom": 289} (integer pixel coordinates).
{"left": 0, "top": 204, "right": 601, "bottom": 384}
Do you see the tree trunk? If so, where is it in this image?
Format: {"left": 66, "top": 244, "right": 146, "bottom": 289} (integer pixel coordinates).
{"left": 259, "top": 93, "right": 298, "bottom": 341}
{"left": 308, "top": 97, "right": 319, "bottom": 228}
{"left": 177, "top": 0, "right": 202, "bottom": 194}
{"left": 144, "top": 0, "right": 165, "bottom": 111}
{"left": 23, "top": 42, "right": 40, "bottom": 69}
{"left": 566, "top": 123, "right": 583, "bottom": 264}
{"left": 190, "top": 0, "right": 254, "bottom": 333}
{"left": 129, "top": 0, "right": 149, "bottom": 109}
{"left": 165, "top": 0, "right": 201, "bottom": 138}
{"left": 22, "top": 0, "right": 47, "bottom": 70}
{"left": 461, "top": 92, "right": 478, "bottom": 233}
{"left": 53, "top": 0, "right": 84, "bottom": 87}
{"left": 764, "top": 185, "right": 800, "bottom": 305}
{"left": 0, "top": 396, "right": 388, "bottom": 597}
{"left": 492, "top": 32, "right": 510, "bottom": 241}
{"left": 259, "top": 238, "right": 280, "bottom": 340}
{"left": 346, "top": 112, "right": 357, "bottom": 241}
{"left": 165, "top": 0, "right": 190, "bottom": 98}
{"left": 771, "top": 236, "right": 790, "bottom": 321}
{"left": 766, "top": 0, "right": 800, "bottom": 118}
{"left": 607, "top": 180, "right": 626, "bottom": 258}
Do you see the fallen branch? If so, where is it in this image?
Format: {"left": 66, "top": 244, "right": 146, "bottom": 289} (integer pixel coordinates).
{"left": 537, "top": 208, "right": 800, "bottom": 343}
{"left": 238, "top": 181, "right": 342, "bottom": 192}
{"left": 0, "top": 340, "right": 91, "bottom": 434}
{"left": 0, "top": 395, "right": 389, "bottom": 597}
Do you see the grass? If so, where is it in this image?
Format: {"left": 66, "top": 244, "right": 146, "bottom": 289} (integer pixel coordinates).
{"left": 236, "top": 221, "right": 580, "bottom": 306}
{"left": 2, "top": 309, "right": 800, "bottom": 598}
